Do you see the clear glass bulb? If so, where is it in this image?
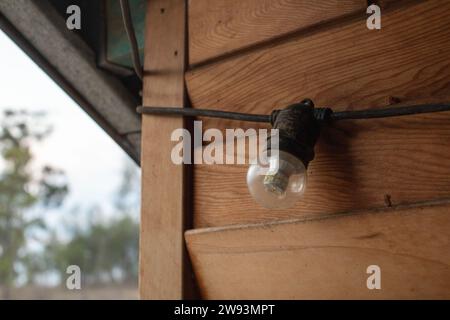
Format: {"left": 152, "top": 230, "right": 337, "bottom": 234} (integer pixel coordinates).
{"left": 247, "top": 151, "right": 307, "bottom": 209}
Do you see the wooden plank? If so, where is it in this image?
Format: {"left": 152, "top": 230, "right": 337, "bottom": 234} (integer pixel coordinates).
{"left": 187, "top": 0, "right": 450, "bottom": 228}
{"left": 188, "top": 0, "right": 369, "bottom": 66}
{"left": 140, "top": 0, "right": 191, "bottom": 299}
{"left": 192, "top": 100, "right": 450, "bottom": 227}
{"left": 186, "top": 0, "right": 450, "bottom": 117}
{"left": 185, "top": 202, "right": 450, "bottom": 299}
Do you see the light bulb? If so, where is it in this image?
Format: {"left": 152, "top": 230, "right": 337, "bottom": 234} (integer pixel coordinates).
{"left": 246, "top": 99, "right": 321, "bottom": 209}
{"left": 247, "top": 151, "right": 307, "bottom": 209}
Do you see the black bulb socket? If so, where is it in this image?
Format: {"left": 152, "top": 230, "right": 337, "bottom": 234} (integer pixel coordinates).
{"left": 267, "top": 99, "right": 324, "bottom": 169}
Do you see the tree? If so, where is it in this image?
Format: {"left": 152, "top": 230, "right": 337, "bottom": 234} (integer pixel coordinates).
{"left": 48, "top": 214, "right": 139, "bottom": 286}
{"left": 0, "top": 110, "right": 68, "bottom": 298}
{"left": 45, "top": 158, "right": 140, "bottom": 287}
{"left": 114, "top": 159, "right": 140, "bottom": 215}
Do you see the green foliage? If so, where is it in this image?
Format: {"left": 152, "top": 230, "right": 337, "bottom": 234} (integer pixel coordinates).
{"left": 0, "top": 110, "right": 68, "bottom": 298}
{"left": 47, "top": 215, "right": 139, "bottom": 286}
{"left": 0, "top": 109, "right": 140, "bottom": 298}
{"left": 44, "top": 159, "right": 140, "bottom": 287}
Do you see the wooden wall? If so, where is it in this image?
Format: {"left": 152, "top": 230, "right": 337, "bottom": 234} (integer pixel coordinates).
{"left": 183, "top": 0, "right": 450, "bottom": 299}
{"left": 186, "top": 0, "right": 450, "bottom": 228}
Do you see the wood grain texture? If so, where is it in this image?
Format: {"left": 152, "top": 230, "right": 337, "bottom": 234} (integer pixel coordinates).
{"left": 186, "top": 0, "right": 450, "bottom": 117}
{"left": 193, "top": 104, "right": 450, "bottom": 227}
{"left": 140, "top": 0, "right": 190, "bottom": 299}
{"left": 188, "top": 0, "right": 450, "bottom": 227}
{"left": 188, "top": 0, "right": 368, "bottom": 66}
{"left": 186, "top": 202, "right": 450, "bottom": 299}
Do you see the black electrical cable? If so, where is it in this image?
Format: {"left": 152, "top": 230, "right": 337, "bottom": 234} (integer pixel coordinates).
{"left": 331, "top": 103, "right": 450, "bottom": 120}
{"left": 119, "top": 0, "right": 143, "bottom": 81}
{"left": 137, "top": 103, "right": 450, "bottom": 123}
{"left": 136, "top": 106, "right": 271, "bottom": 123}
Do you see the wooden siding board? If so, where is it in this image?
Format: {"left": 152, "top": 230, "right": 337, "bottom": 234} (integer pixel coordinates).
{"left": 186, "top": 202, "right": 450, "bottom": 299}
{"left": 186, "top": 0, "right": 450, "bottom": 114}
{"left": 188, "top": 0, "right": 370, "bottom": 66}
{"left": 193, "top": 106, "right": 450, "bottom": 227}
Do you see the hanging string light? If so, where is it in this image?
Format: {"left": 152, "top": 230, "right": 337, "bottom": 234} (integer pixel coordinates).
{"left": 137, "top": 100, "right": 450, "bottom": 209}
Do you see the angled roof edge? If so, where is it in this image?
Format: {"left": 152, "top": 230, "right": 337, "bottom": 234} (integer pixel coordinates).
{"left": 0, "top": 0, "right": 141, "bottom": 164}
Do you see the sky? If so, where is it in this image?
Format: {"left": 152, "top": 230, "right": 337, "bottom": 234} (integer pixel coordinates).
{"left": 0, "top": 29, "right": 139, "bottom": 232}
